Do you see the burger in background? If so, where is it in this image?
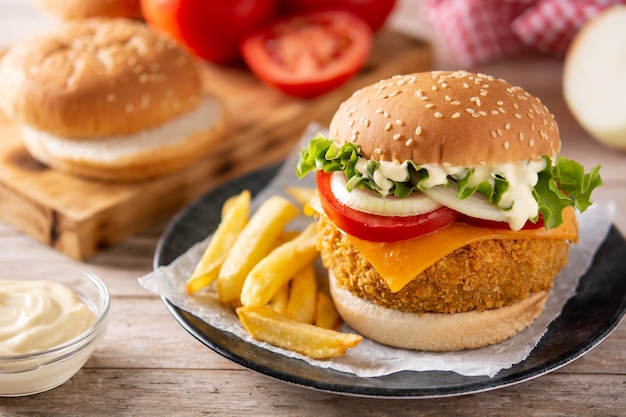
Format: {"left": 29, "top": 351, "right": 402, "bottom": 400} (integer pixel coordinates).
{"left": 297, "top": 71, "right": 601, "bottom": 351}
{"left": 0, "top": 18, "right": 227, "bottom": 182}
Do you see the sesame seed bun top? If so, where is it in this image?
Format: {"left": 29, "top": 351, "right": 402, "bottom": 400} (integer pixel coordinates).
{"left": 0, "top": 18, "right": 202, "bottom": 139}
{"left": 328, "top": 71, "right": 560, "bottom": 167}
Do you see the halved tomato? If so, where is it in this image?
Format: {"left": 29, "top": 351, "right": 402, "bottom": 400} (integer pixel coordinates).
{"left": 316, "top": 171, "right": 459, "bottom": 242}
{"left": 240, "top": 10, "right": 373, "bottom": 98}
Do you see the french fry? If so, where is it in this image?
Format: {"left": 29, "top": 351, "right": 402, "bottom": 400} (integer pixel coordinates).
{"left": 240, "top": 222, "right": 318, "bottom": 308}
{"left": 286, "top": 265, "right": 317, "bottom": 324}
{"left": 217, "top": 196, "right": 299, "bottom": 304}
{"left": 315, "top": 292, "right": 342, "bottom": 331}
{"left": 266, "top": 282, "right": 289, "bottom": 315}
{"left": 236, "top": 306, "right": 362, "bottom": 359}
{"left": 186, "top": 190, "right": 251, "bottom": 295}
{"left": 285, "top": 186, "right": 316, "bottom": 207}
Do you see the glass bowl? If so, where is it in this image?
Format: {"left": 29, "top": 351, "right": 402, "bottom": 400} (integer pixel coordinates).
{"left": 0, "top": 260, "right": 110, "bottom": 396}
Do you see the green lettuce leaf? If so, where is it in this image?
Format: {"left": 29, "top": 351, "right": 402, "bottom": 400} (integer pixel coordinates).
{"left": 534, "top": 156, "right": 603, "bottom": 229}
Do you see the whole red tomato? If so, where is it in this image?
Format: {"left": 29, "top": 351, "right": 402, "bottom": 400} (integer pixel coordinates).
{"left": 278, "top": 0, "right": 397, "bottom": 31}
{"left": 141, "top": 0, "right": 278, "bottom": 64}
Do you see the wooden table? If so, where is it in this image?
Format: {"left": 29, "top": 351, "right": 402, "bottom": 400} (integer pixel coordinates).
{"left": 1, "top": 1, "right": 625, "bottom": 415}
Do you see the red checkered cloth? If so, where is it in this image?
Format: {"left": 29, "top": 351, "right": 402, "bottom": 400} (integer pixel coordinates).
{"left": 423, "top": 0, "right": 626, "bottom": 66}
{"left": 512, "top": 0, "right": 626, "bottom": 56}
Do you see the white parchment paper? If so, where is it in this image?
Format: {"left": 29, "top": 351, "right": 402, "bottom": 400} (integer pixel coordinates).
{"left": 139, "top": 124, "right": 614, "bottom": 378}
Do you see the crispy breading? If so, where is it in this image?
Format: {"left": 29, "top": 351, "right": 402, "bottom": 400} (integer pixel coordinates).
{"left": 317, "top": 215, "right": 572, "bottom": 314}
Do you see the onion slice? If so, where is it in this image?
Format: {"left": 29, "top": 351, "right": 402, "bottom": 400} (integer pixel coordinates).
{"left": 421, "top": 183, "right": 508, "bottom": 223}
{"left": 330, "top": 171, "right": 441, "bottom": 217}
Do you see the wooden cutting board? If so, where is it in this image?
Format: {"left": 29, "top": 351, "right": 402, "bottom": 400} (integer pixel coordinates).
{"left": 0, "top": 30, "right": 431, "bottom": 259}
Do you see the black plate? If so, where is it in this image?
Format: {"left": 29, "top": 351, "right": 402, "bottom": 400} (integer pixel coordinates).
{"left": 154, "top": 164, "right": 626, "bottom": 398}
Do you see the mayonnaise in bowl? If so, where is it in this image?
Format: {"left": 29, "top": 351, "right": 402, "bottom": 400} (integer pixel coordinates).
{"left": 0, "top": 261, "right": 110, "bottom": 397}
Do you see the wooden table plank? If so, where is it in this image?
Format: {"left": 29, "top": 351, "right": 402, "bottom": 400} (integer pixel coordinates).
{"left": 1, "top": 369, "right": 624, "bottom": 416}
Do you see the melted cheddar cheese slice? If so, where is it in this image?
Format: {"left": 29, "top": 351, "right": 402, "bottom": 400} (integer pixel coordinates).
{"left": 346, "top": 208, "right": 578, "bottom": 293}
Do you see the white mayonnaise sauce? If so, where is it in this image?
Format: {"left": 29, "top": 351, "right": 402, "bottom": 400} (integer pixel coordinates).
{"left": 351, "top": 155, "right": 547, "bottom": 230}
{"left": 0, "top": 280, "right": 96, "bottom": 356}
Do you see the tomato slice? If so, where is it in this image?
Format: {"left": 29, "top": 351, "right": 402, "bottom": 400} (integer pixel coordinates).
{"left": 458, "top": 214, "right": 546, "bottom": 230}
{"left": 316, "top": 171, "right": 459, "bottom": 242}
{"left": 240, "top": 10, "right": 373, "bottom": 98}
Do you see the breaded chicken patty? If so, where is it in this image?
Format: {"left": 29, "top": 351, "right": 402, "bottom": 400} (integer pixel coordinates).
{"left": 317, "top": 215, "right": 572, "bottom": 315}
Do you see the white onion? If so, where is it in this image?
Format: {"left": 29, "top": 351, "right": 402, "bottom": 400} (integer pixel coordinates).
{"left": 330, "top": 172, "right": 441, "bottom": 217}
{"left": 421, "top": 183, "right": 508, "bottom": 222}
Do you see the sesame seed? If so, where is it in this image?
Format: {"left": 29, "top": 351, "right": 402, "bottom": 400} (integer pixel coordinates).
{"left": 431, "top": 85, "right": 438, "bottom": 91}
{"left": 395, "top": 120, "right": 404, "bottom": 126}
{"left": 390, "top": 91, "right": 401, "bottom": 97}
{"left": 466, "top": 108, "right": 475, "bottom": 114}
{"left": 531, "top": 122, "right": 536, "bottom": 130}
{"left": 363, "top": 98, "right": 370, "bottom": 103}
{"left": 384, "top": 123, "right": 392, "bottom": 131}
{"left": 384, "top": 112, "right": 390, "bottom": 118}
{"left": 497, "top": 128, "right": 503, "bottom": 136}
{"left": 529, "top": 139, "right": 535, "bottom": 147}
{"left": 420, "top": 96, "right": 430, "bottom": 101}
{"left": 451, "top": 112, "right": 461, "bottom": 118}
{"left": 451, "top": 100, "right": 461, "bottom": 105}
{"left": 441, "top": 82, "right": 448, "bottom": 88}
{"left": 445, "top": 95, "right": 452, "bottom": 101}
{"left": 491, "top": 110, "right": 500, "bottom": 115}
{"left": 348, "top": 119, "right": 355, "bottom": 127}
{"left": 393, "top": 133, "right": 403, "bottom": 141}
{"left": 463, "top": 83, "right": 470, "bottom": 88}
{"left": 472, "top": 113, "right": 481, "bottom": 118}
{"left": 513, "top": 103, "right": 519, "bottom": 109}
{"left": 425, "top": 103, "right": 435, "bottom": 109}
{"left": 478, "top": 111, "right": 487, "bottom": 116}
{"left": 434, "top": 112, "right": 443, "bottom": 118}
{"left": 497, "top": 100, "right": 504, "bottom": 105}
{"left": 363, "top": 118, "right": 371, "bottom": 127}
{"left": 415, "top": 126, "right": 423, "bottom": 136}
{"left": 514, "top": 113, "right": 522, "bottom": 119}
{"left": 498, "top": 107, "right": 506, "bottom": 113}
{"left": 375, "top": 109, "right": 383, "bottom": 114}
{"left": 415, "top": 89, "right": 423, "bottom": 97}
{"left": 405, "top": 138, "right": 413, "bottom": 146}
{"left": 505, "top": 122, "right": 511, "bottom": 130}
{"left": 374, "top": 148, "right": 382, "bottom": 155}
{"left": 504, "top": 141, "right": 510, "bottom": 150}
{"left": 490, "top": 130, "right": 497, "bottom": 138}
{"left": 519, "top": 132, "right": 525, "bottom": 141}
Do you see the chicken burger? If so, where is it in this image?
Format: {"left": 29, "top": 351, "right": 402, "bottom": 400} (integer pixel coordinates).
{"left": 296, "top": 71, "right": 601, "bottom": 351}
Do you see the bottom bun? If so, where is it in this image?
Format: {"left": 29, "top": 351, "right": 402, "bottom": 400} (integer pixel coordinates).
{"left": 21, "top": 96, "right": 227, "bottom": 182}
{"left": 329, "top": 271, "right": 548, "bottom": 351}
